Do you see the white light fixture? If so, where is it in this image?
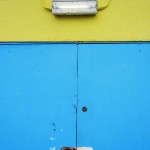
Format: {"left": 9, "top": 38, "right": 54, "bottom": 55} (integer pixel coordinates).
{"left": 52, "top": 0, "right": 98, "bottom": 15}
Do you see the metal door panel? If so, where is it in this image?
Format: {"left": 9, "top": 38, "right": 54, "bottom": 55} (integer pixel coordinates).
{"left": 78, "top": 44, "right": 150, "bottom": 150}
{"left": 0, "top": 44, "right": 77, "bottom": 150}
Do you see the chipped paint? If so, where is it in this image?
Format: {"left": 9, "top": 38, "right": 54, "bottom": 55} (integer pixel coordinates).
{"left": 50, "top": 147, "right": 56, "bottom": 150}
{"left": 61, "top": 147, "right": 76, "bottom": 150}
{"left": 61, "top": 147, "right": 93, "bottom": 150}
{"left": 50, "top": 137, "right": 56, "bottom": 141}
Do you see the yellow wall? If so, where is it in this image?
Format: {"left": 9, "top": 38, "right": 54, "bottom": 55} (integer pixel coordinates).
{"left": 0, "top": 0, "right": 150, "bottom": 42}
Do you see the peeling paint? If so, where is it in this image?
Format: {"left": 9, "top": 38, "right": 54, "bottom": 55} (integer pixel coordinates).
{"left": 50, "top": 137, "right": 56, "bottom": 141}
{"left": 61, "top": 147, "right": 76, "bottom": 150}
{"left": 61, "top": 147, "right": 93, "bottom": 150}
{"left": 50, "top": 147, "right": 56, "bottom": 150}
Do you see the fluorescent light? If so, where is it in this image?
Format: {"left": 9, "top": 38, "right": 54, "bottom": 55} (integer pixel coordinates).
{"left": 57, "top": 5, "right": 91, "bottom": 9}
{"left": 52, "top": 0, "right": 97, "bottom": 15}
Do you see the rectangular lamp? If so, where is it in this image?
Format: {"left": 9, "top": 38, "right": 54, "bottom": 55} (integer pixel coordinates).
{"left": 52, "top": 0, "right": 97, "bottom": 15}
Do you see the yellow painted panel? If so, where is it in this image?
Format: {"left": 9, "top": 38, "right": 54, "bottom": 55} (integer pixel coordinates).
{"left": 0, "top": 0, "right": 150, "bottom": 41}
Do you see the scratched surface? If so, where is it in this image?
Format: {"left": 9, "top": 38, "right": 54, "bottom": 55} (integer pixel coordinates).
{"left": 0, "top": 44, "right": 77, "bottom": 150}
{"left": 78, "top": 43, "right": 150, "bottom": 150}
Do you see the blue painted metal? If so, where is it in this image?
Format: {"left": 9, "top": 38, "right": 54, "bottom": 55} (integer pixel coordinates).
{"left": 78, "top": 44, "right": 150, "bottom": 150}
{"left": 0, "top": 44, "right": 77, "bottom": 150}
{"left": 1, "top": 43, "right": 150, "bottom": 150}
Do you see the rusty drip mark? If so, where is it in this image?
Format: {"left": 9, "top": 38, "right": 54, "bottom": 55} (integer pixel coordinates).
{"left": 61, "top": 147, "right": 77, "bottom": 150}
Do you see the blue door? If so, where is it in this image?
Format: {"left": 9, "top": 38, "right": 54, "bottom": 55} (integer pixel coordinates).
{"left": 1, "top": 43, "right": 150, "bottom": 150}
{"left": 78, "top": 44, "right": 150, "bottom": 150}
{"left": 0, "top": 44, "right": 77, "bottom": 150}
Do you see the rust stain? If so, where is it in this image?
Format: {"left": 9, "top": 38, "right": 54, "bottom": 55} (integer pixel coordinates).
{"left": 61, "top": 147, "right": 77, "bottom": 150}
